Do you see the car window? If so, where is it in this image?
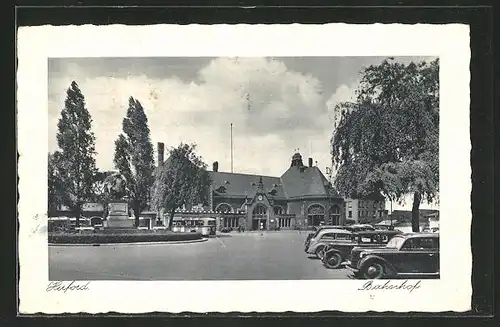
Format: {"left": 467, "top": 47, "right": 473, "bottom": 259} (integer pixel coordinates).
{"left": 420, "top": 237, "right": 439, "bottom": 250}
{"left": 335, "top": 233, "right": 351, "bottom": 240}
{"left": 386, "top": 236, "right": 406, "bottom": 248}
{"left": 401, "top": 238, "right": 438, "bottom": 250}
{"left": 320, "top": 233, "right": 335, "bottom": 240}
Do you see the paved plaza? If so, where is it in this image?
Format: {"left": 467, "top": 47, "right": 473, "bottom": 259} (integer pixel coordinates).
{"left": 49, "top": 231, "right": 352, "bottom": 280}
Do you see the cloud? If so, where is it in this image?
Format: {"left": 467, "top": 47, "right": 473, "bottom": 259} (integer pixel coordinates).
{"left": 326, "top": 80, "right": 359, "bottom": 129}
{"left": 48, "top": 57, "right": 335, "bottom": 176}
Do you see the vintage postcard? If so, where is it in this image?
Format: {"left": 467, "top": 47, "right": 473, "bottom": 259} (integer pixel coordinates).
{"left": 17, "top": 23, "right": 471, "bottom": 313}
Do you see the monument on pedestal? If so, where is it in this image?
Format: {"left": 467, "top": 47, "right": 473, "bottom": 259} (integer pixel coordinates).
{"left": 106, "top": 201, "right": 134, "bottom": 228}
{"left": 102, "top": 172, "right": 135, "bottom": 229}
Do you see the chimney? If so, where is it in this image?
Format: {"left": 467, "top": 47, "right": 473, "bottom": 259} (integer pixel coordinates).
{"left": 213, "top": 161, "right": 219, "bottom": 172}
{"left": 157, "top": 142, "right": 164, "bottom": 167}
{"left": 308, "top": 157, "right": 313, "bottom": 167}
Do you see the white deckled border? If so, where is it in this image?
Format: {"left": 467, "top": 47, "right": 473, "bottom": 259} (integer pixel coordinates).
{"left": 17, "top": 23, "right": 471, "bottom": 313}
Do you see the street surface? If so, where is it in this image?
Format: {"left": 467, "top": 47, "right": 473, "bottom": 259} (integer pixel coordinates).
{"left": 49, "top": 231, "right": 352, "bottom": 280}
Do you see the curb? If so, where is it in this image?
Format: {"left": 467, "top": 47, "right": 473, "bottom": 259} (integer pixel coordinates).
{"left": 49, "top": 238, "right": 208, "bottom": 246}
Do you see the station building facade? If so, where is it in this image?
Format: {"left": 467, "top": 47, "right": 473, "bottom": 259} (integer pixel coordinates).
{"left": 208, "top": 152, "right": 345, "bottom": 230}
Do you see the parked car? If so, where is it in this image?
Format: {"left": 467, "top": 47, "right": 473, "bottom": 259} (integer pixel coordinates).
{"left": 304, "top": 225, "right": 344, "bottom": 249}
{"left": 347, "top": 233, "right": 440, "bottom": 279}
{"left": 322, "top": 230, "right": 402, "bottom": 269}
{"left": 305, "top": 229, "right": 353, "bottom": 259}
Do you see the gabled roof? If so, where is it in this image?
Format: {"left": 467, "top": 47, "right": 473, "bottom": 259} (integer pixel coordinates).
{"left": 209, "top": 171, "right": 285, "bottom": 199}
{"left": 280, "top": 165, "right": 339, "bottom": 199}
{"left": 208, "top": 152, "right": 342, "bottom": 201}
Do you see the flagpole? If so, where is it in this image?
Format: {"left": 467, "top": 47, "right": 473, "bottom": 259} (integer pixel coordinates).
{"left": 230, "top": 123, "right": 233, "bottom": 173}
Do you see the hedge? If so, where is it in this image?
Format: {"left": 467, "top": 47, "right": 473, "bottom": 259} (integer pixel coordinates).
{"left": 49, "top": 232, "right": 202, "bottom": 244}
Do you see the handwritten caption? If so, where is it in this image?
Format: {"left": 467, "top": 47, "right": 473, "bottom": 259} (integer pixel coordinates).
{"left": 46, "top": 281, "right": 91, "bottom": 293}
{"left": 29, "top": 213, "right": 46, "bottom": 236}
{"left": 358, "top": 280, "right": 421, "bottom": 293}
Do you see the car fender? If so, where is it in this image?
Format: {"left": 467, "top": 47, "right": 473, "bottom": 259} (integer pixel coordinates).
{"left": 358, "top": 255, "right": 396, "bottom": 275}
{"left": 311, "top": 242, "right": 328, "bottom": 252}
{"left": 324, "top": 247, "right": 342, "bottom": 257}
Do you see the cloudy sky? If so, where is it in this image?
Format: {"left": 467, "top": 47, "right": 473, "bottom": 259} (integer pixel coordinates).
{"left": 48, "top": 56, "right": 438, "bottom": 210}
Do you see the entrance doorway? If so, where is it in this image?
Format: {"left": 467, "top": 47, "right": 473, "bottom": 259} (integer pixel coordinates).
{"left": 307, "top": 204, "right": 326, "bottom": 227}
{"left": 252, "top": 218, "right": 267, "bottom": 230}
{"left": 252, "top": 204, "right": 267, "bottom": 230}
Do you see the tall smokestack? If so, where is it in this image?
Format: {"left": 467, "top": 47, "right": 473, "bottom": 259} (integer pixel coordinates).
{"left": 213, "top": 161, "right": 219, "bottom": 172}
{"left": 158, "top": 142, "right": 164, "bottom": 167}
{"left": 308, "top": 158, "right": 313, "bottom": 167}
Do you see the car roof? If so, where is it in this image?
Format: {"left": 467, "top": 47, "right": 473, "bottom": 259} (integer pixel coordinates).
{"left": 353, "top": 230, "right": 402, "bottom": 236}
{"left": 318, "top": 228, "right": 352, "bottom": 235}
{"left": 397, "top": 232, "right": 439, "bottom": 239}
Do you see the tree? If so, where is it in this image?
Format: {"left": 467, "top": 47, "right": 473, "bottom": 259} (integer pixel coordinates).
{"left": 48, "top": 152, "right": 64, "bottom": 215}
{"left": 113, "top": 97, "right": 155, "bottom": 227}
{"left": 331, "top": 58, "right": 439, "bottom": 232}
{"left": 150, "top": 143, "right": 212, "bottom": 230}
{"left": 54, "top": 81, "right": 97, "bottom": 227}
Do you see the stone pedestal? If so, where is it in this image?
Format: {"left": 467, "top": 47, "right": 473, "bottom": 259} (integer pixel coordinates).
{"left": 106, "top": 202, "right": 135, "bottom": 229}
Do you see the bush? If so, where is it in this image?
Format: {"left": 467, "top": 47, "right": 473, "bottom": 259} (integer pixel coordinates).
{"left": 49, "top": 231, "right": 202, "bottom": 244}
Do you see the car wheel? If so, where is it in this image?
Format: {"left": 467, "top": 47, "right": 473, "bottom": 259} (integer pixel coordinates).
{"left": 323, "top": 252, "right": 343, "bottom": 269}
{"left": 361, "top": 261, "right": 385, "bottom": 279}
{"left": 315, "top": 246, "right": 325, "bottom": 260}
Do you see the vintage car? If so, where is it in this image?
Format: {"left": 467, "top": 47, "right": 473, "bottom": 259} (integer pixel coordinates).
{"left": 305, "top": 228, "right": 353, "bottom": 259}
{"left": 304, "top": 225, "right": 344, "bottom": 248}
{"left": 347, "top": 233, "right": 440, "bottom": 279}
{"left": 322, "top": 230, "right": 402, "bottom": 269}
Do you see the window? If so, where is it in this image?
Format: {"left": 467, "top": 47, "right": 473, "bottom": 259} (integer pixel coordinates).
{"left": 401, "top": 238, "right": 438, "bottom": 251}
{"left": 329, "top": 205, "right": 341, "bottom": 225}
{"left": 348, "top": 210, "right": 352, "bottom": 218}
{"left": 320, "top": 233, "right": 335, "bottom": 241}
{"left": 274, "top": 206, "right": 284, "bottom": 215}
{"left": 419, "top": 237, "right": 439, "bottom": 250}
{"left": 335, "top": 233, "right": 352, "bottom": 240}
{"left": 307, "top": 204, "right": 325, "bottom": 226}
{"left": 216, "top": 203, "right": 233, "bottom": 213}
{"left": 253, "top": 205, "right": 267, "bottom": 216}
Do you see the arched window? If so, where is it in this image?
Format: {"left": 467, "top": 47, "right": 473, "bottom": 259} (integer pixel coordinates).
{"left": 307, "top": 204, "right": 325, "bottom": 227}
{"left": 329, "top": 205, "right": 341, "bottom": 225}
{"left": 253, "top": 204, "right": 267, "bottom": 217}
{"left": 273, "top": 206, "right": 284, "bottom": 215}
{"left": 215, "top": 203, "right": 233, "bottom": 213}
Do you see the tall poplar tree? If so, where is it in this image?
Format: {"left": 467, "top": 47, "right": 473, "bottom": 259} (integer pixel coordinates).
{"left": 55, "top": 81, "right": 97, "bottom": 227}
{"left": 114, "top": 97, "right": 155, "bottom": 227}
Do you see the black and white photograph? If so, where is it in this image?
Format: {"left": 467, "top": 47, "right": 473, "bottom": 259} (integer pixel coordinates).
{"left": 17, "top": 23, "right": 471, "bottom": 313}
{"left": 47, "top": 56, "right": 440, "bottom": 281}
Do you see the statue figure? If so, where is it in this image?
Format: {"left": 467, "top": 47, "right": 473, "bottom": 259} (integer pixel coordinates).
{"left": 103, "top": 172, "right": 127, "bottom": 201}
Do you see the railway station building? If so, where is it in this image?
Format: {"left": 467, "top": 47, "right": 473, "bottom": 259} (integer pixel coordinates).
{"left": 208, "top": 151, "right": 345, "bottom": 230}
